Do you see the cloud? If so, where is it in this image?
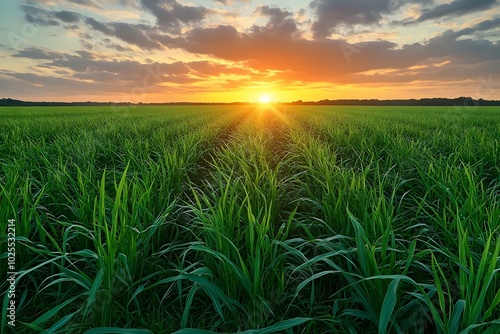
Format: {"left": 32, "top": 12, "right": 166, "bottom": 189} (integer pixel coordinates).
{"left": 9, "top": 47, "right": 259, "bottom": 89}
{"left": 8, "top": 1, "right": 500, "bottom": 100}
{"left": 370, "top": 61, "right": 497, "bottom": 83}
{"left": 66, "top": 0, "right": 100, "bottom": 9}
{"left": 5, "top": 48, "right": 193, "bottom": 91}
{"left": 453, "top": 17, "right": 500, "bottom": 38}
{"left": 116, "top": 0, "right": 139, "bottom": 6}
{"left": 140, "top": 0, "right": 211, "bottom": 34}
{"left": 253, "top": 5, "right": 298, "bottom": 36}
{"left": 85, "top": 18, "right": 162, "bottom": 50}
{"left": 54, "top": 11, "right": 81, "bottom": 23}
{"left": 85, "top": 17, "right": 113, "bottom": 35}
{"left": 21, "top": 5, "right": 59, "bottom": 26}
{"left": 162, "top": 16, "right": 500, "bottom": 86}
{"left": 12, "top": 47, "right": 65, "bottom": 60}
{"left": 213, "top": 0, "right": 251, "bottom": 5}
{"left": 100, "top": 38, "right": 134, "bottom": 52}
{"left": 112, "top": 22, "right": 162, "bottom": 49}
{"left": 187, "top": 61, "right": 253, "bottom": 77}
{"left": 21, "top": 5, "right": 84, "bottom": 29}
{"left": 309, "top": 0, "right": 433, "bottom": 38}
{"left": 412, "top": 0, "right": 498, "bottom": 24}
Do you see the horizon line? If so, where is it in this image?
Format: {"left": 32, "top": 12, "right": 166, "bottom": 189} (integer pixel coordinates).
{"left": 2, "top": 97, "right": 500, "bottom": 106}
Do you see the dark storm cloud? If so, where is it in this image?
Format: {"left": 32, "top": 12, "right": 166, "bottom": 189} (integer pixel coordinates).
{"left": 412, "top": 0, "right": 498, "bottom": 24}
{"left": 140, "top": 0, "right": 211, "bottom": 34}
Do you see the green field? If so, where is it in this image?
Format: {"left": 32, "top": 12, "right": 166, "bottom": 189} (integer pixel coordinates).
{"left": 1, "top": 105, "right": 499, "bottom": 333}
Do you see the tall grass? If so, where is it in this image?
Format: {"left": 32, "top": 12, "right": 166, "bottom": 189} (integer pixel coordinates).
{"left": 0, "top": 105, "right": 499, "bottom": 333}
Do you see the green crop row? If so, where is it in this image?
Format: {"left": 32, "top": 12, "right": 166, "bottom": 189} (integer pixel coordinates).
{"left": 0, "top": 105, "right": 499, "bottom": 333}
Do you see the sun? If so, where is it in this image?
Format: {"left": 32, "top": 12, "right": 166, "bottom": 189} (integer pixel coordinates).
{"left": 259, "top": 95, "right": 272, "bottom": 104}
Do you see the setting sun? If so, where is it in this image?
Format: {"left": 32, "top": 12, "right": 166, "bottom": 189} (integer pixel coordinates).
{"left": 2, "top": 0, "right": 500, "bottom": 332}
{"left": 259, "top": 95, "right": 272, "bottom": 104}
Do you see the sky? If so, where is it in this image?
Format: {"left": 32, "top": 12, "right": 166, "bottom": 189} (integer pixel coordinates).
{"left": 0, "top": 0, "right": 499, "bottom": 102}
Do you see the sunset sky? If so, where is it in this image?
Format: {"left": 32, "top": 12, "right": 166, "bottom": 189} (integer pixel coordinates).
{"left": 0, "top": 0, "right": 499, "bottom": 102}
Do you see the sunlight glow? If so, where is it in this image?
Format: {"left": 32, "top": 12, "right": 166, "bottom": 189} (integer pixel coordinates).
{"left": 259, "top": 95, "right": 272, "bottom": 104}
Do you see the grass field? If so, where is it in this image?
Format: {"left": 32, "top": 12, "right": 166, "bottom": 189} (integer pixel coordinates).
{"left": 1, "top": 105, "right": 499, "bottom": 333}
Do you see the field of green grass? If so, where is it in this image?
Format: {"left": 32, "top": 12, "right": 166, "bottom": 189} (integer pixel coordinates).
{"left": 1, "top": 105, "right": 499, "bottom": 333}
